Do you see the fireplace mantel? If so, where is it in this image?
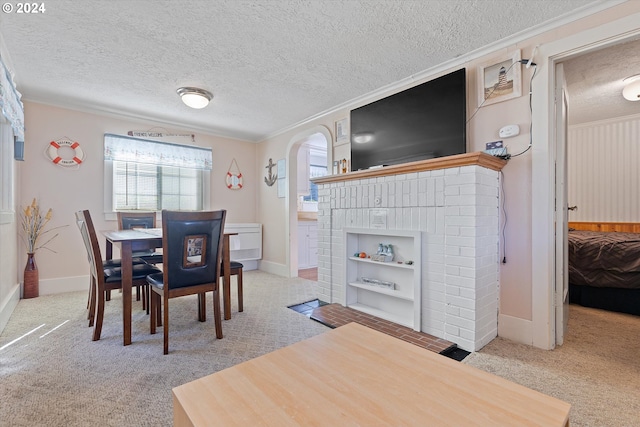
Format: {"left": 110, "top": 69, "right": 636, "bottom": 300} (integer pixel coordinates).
{"left": 314, "top": 152, "right": 506, "bottom": 184}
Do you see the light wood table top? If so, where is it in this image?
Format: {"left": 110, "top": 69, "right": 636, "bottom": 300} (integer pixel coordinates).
{"left": 173, "top": 322, "right": 570, "bottom": 426}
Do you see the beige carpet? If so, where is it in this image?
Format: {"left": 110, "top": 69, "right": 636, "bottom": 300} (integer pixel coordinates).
{"left": 0, "top": 271, "right": 329, "bottom": 426}
{"left": 464, "top": 305, "right": 640, "bottom": 427}
{"left": 1, "top": 271, "right": 639, "bottom": 426}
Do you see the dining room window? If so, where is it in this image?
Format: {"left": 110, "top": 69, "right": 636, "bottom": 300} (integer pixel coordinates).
{"left": 113, "top": 161, "right": 203, "bottom": 211}
{"left": 104, "top": 133, "right": 211, "bottom": 214}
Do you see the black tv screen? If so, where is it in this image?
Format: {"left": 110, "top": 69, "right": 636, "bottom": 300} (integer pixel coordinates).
{"left": 350, "top": 68, "right": 466, "bottom": 171}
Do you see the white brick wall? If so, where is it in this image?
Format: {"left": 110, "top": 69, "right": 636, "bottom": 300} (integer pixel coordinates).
{"left": 316, "top": 165, "right": 500, "bottom": 352}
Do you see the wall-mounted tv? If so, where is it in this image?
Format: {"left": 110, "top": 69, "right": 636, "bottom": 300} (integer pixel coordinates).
{"left": 350, "top": 68, "right": 466, "bottom": 171}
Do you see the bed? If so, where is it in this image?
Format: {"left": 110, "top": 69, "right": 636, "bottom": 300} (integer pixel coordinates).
{"left": 568, "top": 222, "right": 640, "bottom": 316}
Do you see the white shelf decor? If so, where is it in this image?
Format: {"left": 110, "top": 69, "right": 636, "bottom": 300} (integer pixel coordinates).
{"left": 344, "top": 228, "right": 421, "bottom": 331}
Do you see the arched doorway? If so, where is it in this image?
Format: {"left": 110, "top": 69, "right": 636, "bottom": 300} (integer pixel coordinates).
{"left": 285, "top": 126, "right": 332, "bottom": 278}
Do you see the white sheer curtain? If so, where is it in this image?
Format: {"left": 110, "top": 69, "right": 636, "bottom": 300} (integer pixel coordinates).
{"left": 0, "top": 56, "right": 24, "bottom": 144}
{"left": 104, "top": 133, "right": 212, "bottom": 170}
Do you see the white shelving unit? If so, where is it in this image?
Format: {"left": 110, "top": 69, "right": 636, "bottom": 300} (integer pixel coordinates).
{"left": 225, "top": 223, "right": 262, "bottom": 270}
{"left": 344, "top": 228, "right": 421, "bottom": 331}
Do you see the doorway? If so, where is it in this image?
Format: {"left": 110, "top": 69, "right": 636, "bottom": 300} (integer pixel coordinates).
{"left": 552, "top": 35, "right": 640, "bottom": 346}
{"left": 286, "top": 127, "right": 331, "bottom": 279}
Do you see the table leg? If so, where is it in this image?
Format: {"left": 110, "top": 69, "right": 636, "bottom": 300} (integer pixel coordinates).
{"left": 121, "top": 241, "right": 133, "bottom": 346}
{"left": 105, "top": 240, "right": 113, "bottom": 261}
{"left": 223, "top": 234, "right": 231, "bottom": 320}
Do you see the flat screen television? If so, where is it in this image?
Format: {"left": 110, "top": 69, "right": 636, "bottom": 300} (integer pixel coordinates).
{"left": 350, "top": 68, "right": 466, "bottom": 171}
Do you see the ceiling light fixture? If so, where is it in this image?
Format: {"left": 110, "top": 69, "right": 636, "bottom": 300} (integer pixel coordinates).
{"left": 622, "top": 75, "right": 640, "bottom": 102}
{"left": 177, "top": 87, "right": 213, "bottom": 109}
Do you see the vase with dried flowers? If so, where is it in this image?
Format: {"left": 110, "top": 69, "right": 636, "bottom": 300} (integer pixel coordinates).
{"left": 19, "top": 198, "right": 66, "bottom": 298}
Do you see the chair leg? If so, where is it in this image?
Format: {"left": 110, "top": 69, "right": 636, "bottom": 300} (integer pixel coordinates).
{"left": 135, "top": 284, "right": 141, "bottom": 301}
{"left": 106, "top": 289, "right": 111, "bottom": 301}
{"left": 88, "top": 277, "right": 97, "bottom": 327}
{"left": 237, "top": 269, "right": 243, "bottom": 312}
{"left": 156, "top": 292, "right": 162, "bottom": 326}
{"left": 92, "top": 287, "right": 106, "bottom": 341}
{"left": 212, "top": 289, "right": 223, "bottom": 339}
{"left": 163, "top": 294, "right": 170, "bottom": 355}
{"left": 141, "top": 284, "right": 149, "bottom": 313}
{"left": 150, "top": 288, "right": 157, "bottom": 334}
{"left": 197, "top": 293, "right": 206, "bottom": 322}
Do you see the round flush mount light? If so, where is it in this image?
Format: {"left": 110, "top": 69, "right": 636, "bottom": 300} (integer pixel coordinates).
{"left": 177, "top": 87, "right": 213, "bottom": 109}
{"left": 622, "top": 75, "right": 640, "bottom": 102}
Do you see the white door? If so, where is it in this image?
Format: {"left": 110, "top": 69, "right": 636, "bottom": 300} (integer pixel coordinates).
{"left": 555, "top": 63, "right": 569, "bottom": 346}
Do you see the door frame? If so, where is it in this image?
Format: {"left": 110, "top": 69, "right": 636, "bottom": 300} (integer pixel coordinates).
{"left": 531, "top": 13, "right": 640, "bottom": 349}
{"left": 554, "top": 62, "right": 569, "bottom": 346}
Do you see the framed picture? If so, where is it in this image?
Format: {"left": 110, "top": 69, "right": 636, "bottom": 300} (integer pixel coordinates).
{"left": 334, "top": 118, "right": 349, "bottom": 146}
{"left": 477, "top": 50, "right": 522, "bottom": 107}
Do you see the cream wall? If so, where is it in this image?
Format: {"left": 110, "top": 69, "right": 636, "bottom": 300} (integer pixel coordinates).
{"left": 256, "top": 1, "right": 640, "bottom": 348}
{"left": 18, "top": 102, "right": 257, "bottom": 292}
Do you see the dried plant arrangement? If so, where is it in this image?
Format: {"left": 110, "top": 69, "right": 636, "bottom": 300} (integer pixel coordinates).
{"left": 19, "top": 198, "right": 66, "bottom": 254}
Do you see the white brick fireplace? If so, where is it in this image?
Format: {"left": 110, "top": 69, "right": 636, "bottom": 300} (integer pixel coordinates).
{"left": 313, "top": 153, "right": 506, "bottom": 351}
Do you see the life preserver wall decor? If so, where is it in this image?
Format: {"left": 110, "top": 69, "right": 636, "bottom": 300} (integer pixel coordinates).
{"left": 46, "top": 137, "right": 85, "bottom": 167}
{"left": 226, "top": 158, "right": 243, "bottom": 190}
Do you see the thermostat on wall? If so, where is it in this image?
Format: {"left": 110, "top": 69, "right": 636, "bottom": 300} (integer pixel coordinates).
{"left": 499, "top": 124, "right": 520, "bottom": 138}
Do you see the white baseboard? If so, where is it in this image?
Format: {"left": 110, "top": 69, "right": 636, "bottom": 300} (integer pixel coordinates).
{"left": 0, "top": 283, "right": 20, "bottom": 335}
{"left": 257, "top": 260, "right": 290, "bottom": 277}
{"left": 238, "top": 260, "right": 258, "bottom": 271}
{"left": 37, "top": 275, "right": 88, "bottom": 295}
{"left": 498, "top": 313, "right": 533, "bottom": 346}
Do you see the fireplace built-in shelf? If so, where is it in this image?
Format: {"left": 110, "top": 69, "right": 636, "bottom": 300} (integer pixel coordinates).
{"left": 345, "top": 229, "right": 421, "bottom": 331}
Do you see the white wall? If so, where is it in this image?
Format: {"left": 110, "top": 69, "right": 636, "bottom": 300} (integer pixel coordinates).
{"left": 18, "top": 102, "right": 257, "bottom": 294}
{"left": 568, "top": 114, "right": 640, "bottom": 222}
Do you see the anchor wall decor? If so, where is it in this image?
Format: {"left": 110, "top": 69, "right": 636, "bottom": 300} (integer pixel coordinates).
{"left": 264, "top": 158, "right": 277, "bottom": 186}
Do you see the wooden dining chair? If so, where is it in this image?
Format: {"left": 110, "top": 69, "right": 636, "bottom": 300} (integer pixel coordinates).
{"left": 74, "top": 211, "right": 149, "bottom": 324}
{"left": 147, "top": 209, "right": 226, "bottom": 354}
{"left": 117, "top": 211, "right": 164, "bottom": 264}
{"left": 114, "top": 211, "right": 164, "bottom": 311}
{"left": 75, "top": 210, "right": 161, "bottom": 340}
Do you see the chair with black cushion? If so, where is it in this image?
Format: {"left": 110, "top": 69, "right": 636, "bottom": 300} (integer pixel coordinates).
{"left": 117, "top": 211, "right": 164, "bottom": 265}
{"left": 74, "top": 211, "right": 149, "bottom": 325}
{"left": 116, "top": 211, "right": 164, "bottom": 309}
{"left": 75, "top": 210, "right": 162, "bottom": 340}
{"left": 147, "top": 209, "right": 226, "bottom": 354}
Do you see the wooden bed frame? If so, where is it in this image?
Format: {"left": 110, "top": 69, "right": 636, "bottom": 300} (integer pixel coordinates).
{"left": 569, "top": 221, "right": 640, "bottom": 233}
{"left": 568, "top": 221, "right": 640, "bottom": 316}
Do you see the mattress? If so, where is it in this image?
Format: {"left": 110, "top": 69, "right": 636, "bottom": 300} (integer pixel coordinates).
{"left": 568, "top": 230, "right": 640, "bottom": 289}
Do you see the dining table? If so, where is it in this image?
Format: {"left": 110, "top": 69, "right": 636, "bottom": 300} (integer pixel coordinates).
{"left": 103, "top": 227, "right": 237, "bottom": 346}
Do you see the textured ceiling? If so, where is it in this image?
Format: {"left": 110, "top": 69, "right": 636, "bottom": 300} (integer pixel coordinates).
{"left": 563, "top": 37, "right": 640, "bottom": 125}
{"left": 0, "top": 0, "right": 616, "bottom": 141}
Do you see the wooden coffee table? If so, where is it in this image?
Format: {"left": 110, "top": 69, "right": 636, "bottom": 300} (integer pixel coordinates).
{"left": 173, "top": 322, "right": 570, "bottom": 426}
